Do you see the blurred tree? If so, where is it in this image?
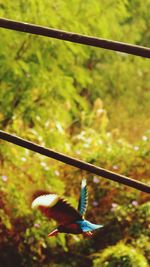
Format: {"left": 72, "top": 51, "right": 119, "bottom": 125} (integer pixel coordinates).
{"left": 0, "top": 0, "right": 149, "bottom": 266}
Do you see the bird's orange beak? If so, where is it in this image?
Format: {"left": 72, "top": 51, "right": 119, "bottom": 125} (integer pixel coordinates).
{"left": 48, "top": 229, "right": 59, "bottom": 237}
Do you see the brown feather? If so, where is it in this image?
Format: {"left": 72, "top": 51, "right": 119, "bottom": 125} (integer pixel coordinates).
{"left": 32, "top": 194, "right": 82, "bottom": 225}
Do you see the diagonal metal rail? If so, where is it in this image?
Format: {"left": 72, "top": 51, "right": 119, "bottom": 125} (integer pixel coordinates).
{"left": 0, "top": 130, "right": 150, "bottom": 194}
{"left": 0, "top": 18, "right": 150, "bottom": 58}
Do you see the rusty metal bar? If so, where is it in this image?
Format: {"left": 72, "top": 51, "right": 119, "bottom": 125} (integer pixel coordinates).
{"left": 0, "top": 18, "right": 150, "bottom": 58}
{"left": 0, "top": 130, "right": 150, "bottom": 193}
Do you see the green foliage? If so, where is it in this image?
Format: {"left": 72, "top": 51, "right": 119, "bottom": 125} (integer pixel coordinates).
{"left": 93, "top": 242, "right": 149, "bottom": 267}
{"left": 0, "top": 0, "right": 150, "bottom": 266}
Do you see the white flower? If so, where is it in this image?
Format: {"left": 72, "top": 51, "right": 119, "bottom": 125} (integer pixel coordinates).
{"left": 111, "top": 203, "right": 118, "bottom": 212}
{"left": 54, "top": 170, "right": 60, "bottom": 176}
{"left": 93, "top": 201, "right": 98, "bottom": 206}
{"left": 113, "top": 165, "right": 119, "bottom": 170}
{"left": 142, "top": 136, "right": 148, "bottom": 141}
{"left": 34, "top": 223, "right": 40, "bottom": 228}
{"left": 93, "top": 176, "right": 100, "bottom": 183}
{"left": 40, "top": 162, "right": 46, "bottom": 167}
{"left": 132, "top": 201, "right": 138, "bottom": 206}
{"left": 21, "top": 157, "right": 27, "bottom": 162}
{"left": 2, "top": 175, "right": 7, "bottom": 182}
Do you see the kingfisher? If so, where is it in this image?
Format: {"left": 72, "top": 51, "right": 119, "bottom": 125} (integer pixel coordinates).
{"left": 32, "top": 179, "right": 103, "bottom": 237}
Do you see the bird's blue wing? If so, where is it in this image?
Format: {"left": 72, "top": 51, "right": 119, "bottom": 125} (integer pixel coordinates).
{"left": 78, "top": 179, "right": 88, "bottom": 217}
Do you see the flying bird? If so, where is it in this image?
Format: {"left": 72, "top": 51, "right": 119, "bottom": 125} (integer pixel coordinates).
{"left": 32, "top": 179, "right": 103, "bottom": 237}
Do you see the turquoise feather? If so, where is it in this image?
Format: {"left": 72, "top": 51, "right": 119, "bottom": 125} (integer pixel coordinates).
{"left": 32, "top": 178, "right": 103, "bottom": 237}
{"left": 78, "top": 179, "right": 88, "bottom": 217}
{"left": 76, "top": 220, "right": 103, "bottom": 232}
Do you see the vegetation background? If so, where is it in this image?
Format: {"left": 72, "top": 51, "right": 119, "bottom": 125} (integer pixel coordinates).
{"left": 0, "top": 0, "right": 150, "bottom": 266}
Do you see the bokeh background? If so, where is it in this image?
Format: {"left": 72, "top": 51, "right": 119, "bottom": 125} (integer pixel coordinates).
{"left": 0, "top": 1, "right": 150, "bottom": 266}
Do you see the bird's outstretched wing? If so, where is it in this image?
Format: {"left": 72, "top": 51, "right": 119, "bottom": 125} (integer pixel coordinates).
{"left": 32, "top": 193, "right": 82, "bottom": 225}
{"left": 78, "top": 179, "right": 88, "bottom": 217}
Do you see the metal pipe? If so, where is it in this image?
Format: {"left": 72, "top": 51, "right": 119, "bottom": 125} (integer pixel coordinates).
{"left": 0, "top": 130, "right": 149, "bottom": 193}
{"left": 0, "top": 18, "right": 150, "bottom": 58}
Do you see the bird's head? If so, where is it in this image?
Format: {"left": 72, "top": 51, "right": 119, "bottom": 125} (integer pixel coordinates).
{"left": 32, "top": 194, "right": 59, "bottom": 209}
